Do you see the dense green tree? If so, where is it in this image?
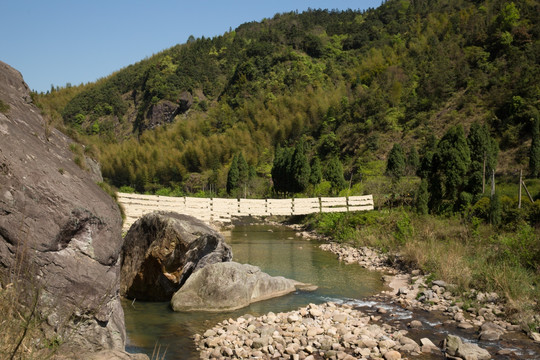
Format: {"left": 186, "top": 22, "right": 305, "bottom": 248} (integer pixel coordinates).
{"left": 428, "top": 126, "right": 471, "bottom": 213}
{"left": 530, "top": 116, "right": 540, "bottom": 178}
{"left": 386, "top": 143, "right": 406, "bottom": 181}
{"left": 271, "top": 145, "right": 293, "bottom": 195}
{"left": 309, "top": 156, "right": 322, "bottom": 185}
{"left": 467, "top": 122, "right": 498, "bottom": 195}
{"left": 417, "top": 151, "right": 433, "bottom": 179}
{"left": 407, "top": 145, "right": 420, "bottom": 176}
{"left": 226, "top": 155, "right": 239, "bottom": 195}
{"left": 324, "top": 156, "right": 346, "bottom": 194}
{"left": 290, "top": 139, "right": 311, "bottom": 193}
{"left": 237, "top": 153, "right": 249, "bottom": 188}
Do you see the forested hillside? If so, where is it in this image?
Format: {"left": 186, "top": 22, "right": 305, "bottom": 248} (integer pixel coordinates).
{"left": 36, "top": 0, "right": 539, "bottom": 205}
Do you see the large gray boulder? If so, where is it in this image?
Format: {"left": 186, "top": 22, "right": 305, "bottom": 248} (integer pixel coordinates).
{"left": 0, "top": 61, "right": 125, "bottom": 353}
{"left": 442, "top": 335, "right": 491, "bottom": 360}
{"left": 120, "top": 211, "right": 232, "bottom": 301}
{"left": 171, "top": 261, "right": 315, "bottom": 312}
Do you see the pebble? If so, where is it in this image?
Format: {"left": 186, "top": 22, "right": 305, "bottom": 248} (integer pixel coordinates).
{"left": 197, "top": 302, "right": 407, "bottom": 359}
{"left": 409, "top": 320, "right": 422, "bottom": 328}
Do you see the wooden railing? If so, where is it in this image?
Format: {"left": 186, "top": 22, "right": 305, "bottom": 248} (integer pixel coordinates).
{"left": 117, "top": 193, "right": 374, "bottom": 230}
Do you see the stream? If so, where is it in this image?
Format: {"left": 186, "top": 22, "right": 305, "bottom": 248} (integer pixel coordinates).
{"left": 123, "top": 223, "right": 540, "bottom": 359}
{"left": 123, "top": 223, "right": 385, "bottom": 359}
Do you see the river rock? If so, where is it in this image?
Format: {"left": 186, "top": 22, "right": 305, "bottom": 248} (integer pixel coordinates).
{"left": 442, "top": 334, "right": 490, "bottom": 360}
{"left": 478, "top": 321, "right": 505, "bottom": 341}
{"left": 171, "top": 261, "right": 315, "bottom": 311}
{"left": 384, "top": 350, "right": 402, "bottom": 360}
{"left": 409, "top": 320, "right": 422, "bottom": 328}
{"left": 120, "top": 211, "right": 232, "bottom": 301}
{"left": 530, "top": 332, "right": 540, "bottom": 342}
{"left": 0, "top": 62, "right": 126, "bottom": 354}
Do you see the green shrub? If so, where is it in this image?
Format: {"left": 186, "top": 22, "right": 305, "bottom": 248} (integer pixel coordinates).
{"left": 496, "top": 225, "right": 540, "bottom": 270}
{"left": 471, "top": 196, "right": 490, "bottom": 220}
{"left": 526, "top": 200, "right": 540, "bottom": 225}
{"left": 118, "top": 185, "right": 135, "bottom": 193}
{"left": 393, "top": 211, "right": 413, "bottom": 245}
{"left": 155, "top": 187, "right": 172, "bottom": 196}
{"left": 0, "top": 99, "right": 9, "bottom": 114}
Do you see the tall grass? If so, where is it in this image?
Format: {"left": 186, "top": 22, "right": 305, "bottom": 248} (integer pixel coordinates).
{"left": 306, "top": 209, "right": 540, "bottom": 324}
{"left": 0, "top": 270, "right": 57, "bottom": 359}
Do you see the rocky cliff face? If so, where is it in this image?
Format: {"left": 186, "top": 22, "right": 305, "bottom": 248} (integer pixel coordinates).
{"left": 120, "top": 211, "right": 232, "bottom": 301}
{"left": 0, "top": 61, "right": 126, "bottom": 353}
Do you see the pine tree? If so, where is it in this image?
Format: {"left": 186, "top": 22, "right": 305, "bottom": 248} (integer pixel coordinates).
{"left": 407, "top": 145, "right": 420, "bottom": 176}
{"left": 226, "top": 155, "right": 239, "bottom": 195}
{"left": 309, "top": 156, "right": 323, "bottom": 185}
{"left": 386, "top": 143, "right": 406, "bottom": 181}
{"left": 324, "top": 156, "right": 346, "bottom": 194}
{"left": 271, "top": 146, "right": 292, "bottom": 196}
{"left": 237, "top": 153, "right": 249, "bottom": 187}
{"left": 417, "top": 151, "right": 433, "bottom": 179}
{"left": 428, "top": 126, "right": 471, "bottom": 213}
{"left": 290, "top": 139, "right": 310, "bottom": 193}
{"left": 530, "top": 116, "right": 540, "bottom": 178}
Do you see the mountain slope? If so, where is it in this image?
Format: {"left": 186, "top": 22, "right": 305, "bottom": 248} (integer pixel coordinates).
{"left": 36, "top": 0, "right": 540, "bottom": 196}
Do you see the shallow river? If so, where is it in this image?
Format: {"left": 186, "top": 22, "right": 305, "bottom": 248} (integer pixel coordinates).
{"left": 123, "top": 224, "right": 385, "bottom": 359}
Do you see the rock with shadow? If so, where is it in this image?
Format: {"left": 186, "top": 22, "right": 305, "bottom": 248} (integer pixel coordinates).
{"left": 120, "top": 211, "right": 232, "bottom": 301}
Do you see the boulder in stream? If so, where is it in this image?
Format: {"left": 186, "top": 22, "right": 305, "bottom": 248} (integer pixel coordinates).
{"left": 171, "top": 261, "right": 316, "bottom": 312}
{"left": 441, "top": 334, "right": 491, "bottom": 360}
{"left": 120, "top": 211, "right": 232, "bottom": 301}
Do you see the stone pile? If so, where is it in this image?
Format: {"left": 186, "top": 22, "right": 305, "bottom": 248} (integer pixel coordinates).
{"left": 196, "top": 302, "right": 440, "bottom": 359}
{"left": 320, "top": 241, "right": 540, "bottom": 345}
{"left": 319, "top": 243, "right": 392, "bottom": 272}
{"left": 387, "top": 273, "right": 524, "bottom": 340}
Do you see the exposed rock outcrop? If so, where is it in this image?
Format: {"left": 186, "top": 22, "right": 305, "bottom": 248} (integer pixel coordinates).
{"left": 120, "top": 211, "right": 232, "bottom": 301}
{"left": 0, "top": 61, "right": 125, "bottom": 353}
{"left": 143, "top": 92, "right": 192, "bottom": 130}
{"left": 171, "top": 261, "right": 316, "bottom": 312}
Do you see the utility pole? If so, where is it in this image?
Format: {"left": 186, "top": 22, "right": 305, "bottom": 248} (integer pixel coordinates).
{"left": 518, "top": 169, "right": 522, "bottom": 209}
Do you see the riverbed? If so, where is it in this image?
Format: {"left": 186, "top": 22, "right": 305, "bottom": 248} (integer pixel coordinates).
{"left": 123, "top": 223, "right": 385, "bottom": 359}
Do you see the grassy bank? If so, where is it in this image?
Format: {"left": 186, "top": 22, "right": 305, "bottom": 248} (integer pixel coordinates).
{"left": 303, "top": 209, "right": 540, "bottom": 328}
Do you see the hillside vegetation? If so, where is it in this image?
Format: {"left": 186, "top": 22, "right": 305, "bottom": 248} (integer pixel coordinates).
{"left": 36, "top": 0, "right": 539, "bottom": 200}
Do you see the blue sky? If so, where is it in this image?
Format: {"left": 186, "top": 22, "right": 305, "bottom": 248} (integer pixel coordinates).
{"left": 2, "top": 1, "right": 381, "bottom": 93}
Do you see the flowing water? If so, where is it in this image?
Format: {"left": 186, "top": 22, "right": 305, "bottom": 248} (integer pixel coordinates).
{"left": 123, "top": 223, "right": 385, "bottom": 359}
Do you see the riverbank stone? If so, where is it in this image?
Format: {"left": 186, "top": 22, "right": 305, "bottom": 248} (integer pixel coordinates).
{"left": 171, "top": 261, "right": 316, "bottom": 311}
{"left": 120, "top": 212, "right": 232, "bottom": 301}
{"left": 442, "top": 335, "right": 491, "bottom": 360}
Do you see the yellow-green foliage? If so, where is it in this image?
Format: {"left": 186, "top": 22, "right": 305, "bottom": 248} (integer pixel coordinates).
{"left": 35, "top": 1, "right": 540, "bottom": 201}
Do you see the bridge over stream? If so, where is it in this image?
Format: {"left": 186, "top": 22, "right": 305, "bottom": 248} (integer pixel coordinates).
{"left": 117, "top": 193, "right": 374, "bottom": 230}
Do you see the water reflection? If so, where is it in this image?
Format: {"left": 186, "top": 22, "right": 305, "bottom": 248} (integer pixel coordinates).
{"left": 124, "top": 224, "right": 384, "bottom": 359}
